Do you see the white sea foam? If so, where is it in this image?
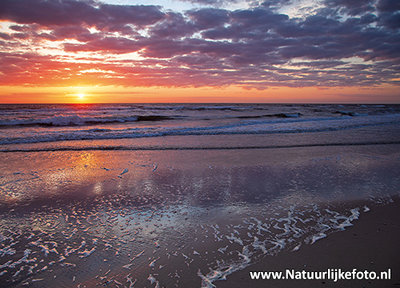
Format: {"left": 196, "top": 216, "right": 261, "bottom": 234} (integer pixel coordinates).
{"left": 147, "top": 274, "right": 160, "bottom": 288}
{"left": 78, "top": 247, "right": 96, "bottom": 258}
{"left": 0, "top": 246, "right": 16, "bottom": 257}
{"left": 197, "top": 205, "right": 366, "bottom": 287}
{"left": 198, "top": 246, "right": 252, "bottom": 288}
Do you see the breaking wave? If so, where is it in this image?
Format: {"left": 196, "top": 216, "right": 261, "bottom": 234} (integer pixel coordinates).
{"left": 0, "top": 115, "right": 176, "bottom": 127}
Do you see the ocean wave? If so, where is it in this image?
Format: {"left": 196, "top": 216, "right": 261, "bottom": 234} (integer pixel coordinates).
{"left": 154, "top": 105, "right": 262, "bottom": 111}
{"left": 1, "top": 114, "right": 399, "bottom": 145}
{"left": 237, "top": 112, "right": 302, "bottom": 119}
{"left": 0, "top": 115, "right": 176, "bottom": 127}
{"left": 0, "top": 104, "right": 265, "bottom": 114}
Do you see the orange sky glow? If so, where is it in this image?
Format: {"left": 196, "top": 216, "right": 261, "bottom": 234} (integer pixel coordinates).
{"left": 1, "top": 85, "right": 399, "bottom": 104}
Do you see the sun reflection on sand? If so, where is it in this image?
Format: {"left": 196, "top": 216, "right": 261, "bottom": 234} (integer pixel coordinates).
{"left": 93, "top": 182, "right": 103, "bottom": 195}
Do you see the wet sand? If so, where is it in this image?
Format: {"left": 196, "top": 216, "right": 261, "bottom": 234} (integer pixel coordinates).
{"left": 217, "top": 198, "right": 400, "bottom": 288}
{"left": 1, "top": 143, "right": 400, "bottom": 287}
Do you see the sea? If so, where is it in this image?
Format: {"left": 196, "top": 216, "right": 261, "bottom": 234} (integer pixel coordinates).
{"left": 1, "top": 103, "right": 400, "bottom": 150}
{"left": 1, "top": 103, "right": 400, "bottom": 287}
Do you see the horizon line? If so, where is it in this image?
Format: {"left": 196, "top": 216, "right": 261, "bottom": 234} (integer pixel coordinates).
{"left": 1, "top": 102, "right": 399, "bottom": 105}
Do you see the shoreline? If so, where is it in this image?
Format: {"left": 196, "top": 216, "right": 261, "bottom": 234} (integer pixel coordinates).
{"left": 1, "top": 140, "right": 400, "bottom": 153}
{"left": 216, "top": 198, "right": 400, "bottom": 288}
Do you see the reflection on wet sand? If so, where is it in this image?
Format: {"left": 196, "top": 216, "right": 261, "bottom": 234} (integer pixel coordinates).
{"left": 0, "top": 146, "right": 399, "bottom": 287}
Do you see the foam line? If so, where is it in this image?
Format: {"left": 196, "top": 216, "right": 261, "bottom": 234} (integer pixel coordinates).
{"left": 1, "top": 140, "right": 399, "bottom": 153}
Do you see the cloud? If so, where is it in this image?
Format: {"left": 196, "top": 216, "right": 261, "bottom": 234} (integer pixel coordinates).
{"left": 150, "top": 12, "right": 196, "bottom": 39}
{"left": 178, "top": 0, "right": 240, "bottom": 6}
{"left": 377, "top": 0, "right": 400, "bottom": 12}
{"left": 64, "top": 37, "right": 144, "bottom": 53}
{"left": 98, "top": 4, "right": 165, "bottom": 27}
{"left": 42, "top": 25, "right": 98, "bottom": 42}
{"left": 0, "top": 0, "right": 399, "bottom": 89}
{"left": 324, "top": 0, "right": 376, "bottom": 15}
{"left": 0, "top": 0, "right": 165, "bottom": 27}
{"left": 0, "top": 0, "right": 99, "bottom": 26}
{"left": 186, "top": 8, "right": 230, "bottom": 29}
{"left": 374, "top": 0, "right": 400, "bottom": 29}
{"left": 261, "top": 0, "right": 293, "bottom": 9}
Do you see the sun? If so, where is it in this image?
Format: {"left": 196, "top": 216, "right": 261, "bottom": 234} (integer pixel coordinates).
{"left": 68, "top": 86, "right": 91, "bottom": 103}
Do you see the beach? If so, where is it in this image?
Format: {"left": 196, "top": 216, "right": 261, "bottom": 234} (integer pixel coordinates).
{"left": 218, "top": 197, "right": 400, "bottom": 288}
{"left": 1, "top": 104, "right": 400, "bottom": 287}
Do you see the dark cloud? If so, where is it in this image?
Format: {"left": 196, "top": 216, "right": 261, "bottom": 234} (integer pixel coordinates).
{"left": 98, "top": 4, "right": 164, "bottom": 27}
{"left": 0, "top": 0, "right": 165, "bottom": 27}
{"left": 45, "top": 26, "right": 98, "bottom": 42}
{"left": 201, "top": 8, "right": 288, "bottom": 41}
{"left": 9, "top": 25, "right": 31, "bottom": 32}
{"left": 290, "top": 60, "right": 346, "bottom": 68}
{"left": 64, "top": 37, "right": 143, "bottom": 53}
{"left": 231, "top": 8, "right": 288, "bottom": 27}
{"left": 261, "top": 0, "right": 293, "bottom": 10}
{"left": 0, "top": 0, "right": 99, "bottom": 26}
{"left": 324, "top": 0, "right": 376, "bottom": 15}
{"left": 186, "top": 8, "right": 230, "bottom": 29}
{"left": 179, "top": 0, "right": 239, "bottom": 6}
{"left": 0, "top": 0, "right": 399, "bottom": 89}
{"left": 379, "top": 11, "right": 400, "bottom": 29}
{"left": 150, "top": 12, "right": 196, "bottom": 39}
{"left": 377, "top": 0, "right": 400, "bottom": 12}
{"left": 0, "top": 33, "right": 12, "bottom": 40}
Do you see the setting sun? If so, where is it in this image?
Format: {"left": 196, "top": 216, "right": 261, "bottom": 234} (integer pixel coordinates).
{"left": 77, "top": 93, "right": 85, "bottom": 100}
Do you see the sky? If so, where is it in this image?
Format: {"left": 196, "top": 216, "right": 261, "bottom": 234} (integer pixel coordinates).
{"left": 0, "top": 0, "right": 399, "bottom": 103}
